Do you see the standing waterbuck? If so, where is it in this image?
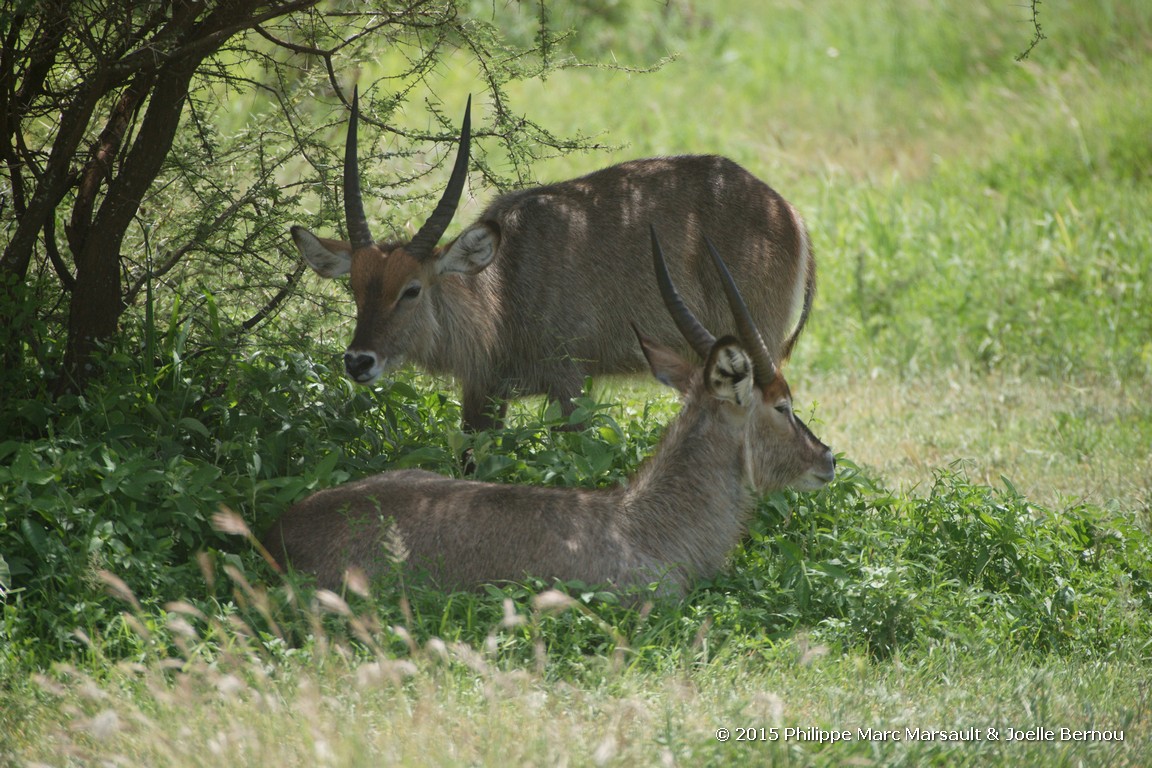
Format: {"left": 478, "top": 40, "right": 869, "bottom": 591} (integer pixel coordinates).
{"left": 263, "top": 227, "right": 836, "bottom": 594}
{"left": 293, "top": 91, "right": 817, "bottom": 431}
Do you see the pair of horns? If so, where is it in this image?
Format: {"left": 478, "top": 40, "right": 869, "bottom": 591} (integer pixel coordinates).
{"left": 650, "top": 225, "right": 778, "bottom": 386}
{"left": 344, "top": 87, "right": 472, "bottom": 258}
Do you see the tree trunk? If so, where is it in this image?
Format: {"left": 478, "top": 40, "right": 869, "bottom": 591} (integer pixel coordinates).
{"left": 57, "top": 59, "right": 201, "bottom": 392}
{"left": 55, "top": 0, "right": 277, "bottom": 392}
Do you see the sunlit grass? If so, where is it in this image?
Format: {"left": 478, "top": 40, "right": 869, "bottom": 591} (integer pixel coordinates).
{"left": 803, "top": 369, "right": 1152, "bottom": 512}
{"left": 7, "top": 576, "right": 1150, "bottom": 766}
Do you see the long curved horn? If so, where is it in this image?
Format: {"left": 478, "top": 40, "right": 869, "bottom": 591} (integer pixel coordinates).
{"left": 344, "top": 87, "right": 374, "bottom": 252}
{"left": 704, "top": 235, "right": 778, "bottom": 386}
{"left": 651, "top": 225, "right": 715, "bottom": 359}
{"left": 408, "top": 96, "right": 472, "bottom": 260}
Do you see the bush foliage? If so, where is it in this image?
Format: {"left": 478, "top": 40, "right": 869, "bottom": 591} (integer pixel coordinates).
{"left": 2, "top": 341, "right": 1149, "bottom": 672}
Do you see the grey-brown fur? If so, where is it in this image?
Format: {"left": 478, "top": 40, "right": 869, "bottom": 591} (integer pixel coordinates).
{"left": 273, "top": 107, "right": 834, "bottom": 594}
{"left": 265, "top": 234, "right": 835, "bottom": 595}
{"left": 295, "top": 152, "right": 816, "bottom": 432}
{"left": 263, "top": 350, "right": 833, "bottom": 594}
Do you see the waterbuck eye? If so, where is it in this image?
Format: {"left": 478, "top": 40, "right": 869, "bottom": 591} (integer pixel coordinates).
{"left": 401, "top": 283, "right": 422, "bottom": 300}
{"left": 774, "top": 403, "right": 791, "bottom": 415}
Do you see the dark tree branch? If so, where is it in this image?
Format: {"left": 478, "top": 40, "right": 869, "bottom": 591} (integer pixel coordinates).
{"left": 0, "top": 74, "right": 106, "bottom": 280}
{"left": 237, "top": 261, "right": 307, "bottom": 335}
{"left": 43, "top": 215, "right": 76, "bottom": 292}
{"left": 254, "top": 23, "right": 335, "bottom": 57}
{"left": 67, "top": 71, "right": 156, "bottom": 257}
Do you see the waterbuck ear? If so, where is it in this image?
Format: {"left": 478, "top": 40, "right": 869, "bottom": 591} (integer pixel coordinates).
{"left": 705, "top": 337, "right": 755, "bottom": 406}
{"left": 633, "top": 324, "right": 694, "bottom": 393}
{"left": 291, "top": 226, "right": 352, "bottom": 278}
{"left": 437, "top": 223, "right": 498, "bottom": 275}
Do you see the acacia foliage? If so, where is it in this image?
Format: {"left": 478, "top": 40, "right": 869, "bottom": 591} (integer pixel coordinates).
{"left": 0, "top": 0, "right": 596, "bottom": 397}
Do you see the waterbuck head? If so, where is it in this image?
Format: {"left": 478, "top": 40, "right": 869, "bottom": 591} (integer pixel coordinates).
{"left": 291, "top": 89, "right": 476, "bottom": 383}
{"left": 644, "top": 225, "right": 835, "bottom": 493}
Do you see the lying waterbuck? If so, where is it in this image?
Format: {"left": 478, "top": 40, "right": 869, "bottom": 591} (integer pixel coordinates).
{"left": 262, "top": 227, "right": 835, "bottom": 594}
{"left": 293, "top": 91, "right": 817, "bottom": 431}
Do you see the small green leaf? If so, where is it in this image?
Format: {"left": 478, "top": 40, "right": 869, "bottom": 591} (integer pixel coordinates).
{"left": 20, "top": 518, "right": 50, "bottom": 560}
{"left": 178, "top": 417, "right": 210, "bottom": 438}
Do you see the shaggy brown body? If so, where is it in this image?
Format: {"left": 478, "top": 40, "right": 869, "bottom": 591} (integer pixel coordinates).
{"left": 293, "top": 98, "right": 815, "bottom": 431}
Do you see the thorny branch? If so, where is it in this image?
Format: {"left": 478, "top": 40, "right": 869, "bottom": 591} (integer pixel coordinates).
{"left": 1015, "top": 0, "right": 1047, "bottom": 61}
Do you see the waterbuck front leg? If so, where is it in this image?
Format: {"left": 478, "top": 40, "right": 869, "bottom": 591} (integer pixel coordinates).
{"left": 546, "top": 365, "right": 586, "bottom": 432}
{"left": 458, "top": 385, "right": 508, "bottom": 475}
{"left": 461, "top": 384, "right": 509, "bottom": 433}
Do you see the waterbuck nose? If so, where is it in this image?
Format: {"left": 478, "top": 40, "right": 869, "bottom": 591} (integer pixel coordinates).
{"left": 343, "top": 350, "right": 377, "bottom": 381}
{"left": 820, "top": 449, "right": 837, "bottom": 482}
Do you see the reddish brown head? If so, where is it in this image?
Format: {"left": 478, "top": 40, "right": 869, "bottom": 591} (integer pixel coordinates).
{"left": 292, "top": 91, "right": 475, "bottom": 382}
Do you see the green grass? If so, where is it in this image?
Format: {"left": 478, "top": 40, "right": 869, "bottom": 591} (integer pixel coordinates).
{"left": 3, "top": 0, "right": 1152, "bottom": 765}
